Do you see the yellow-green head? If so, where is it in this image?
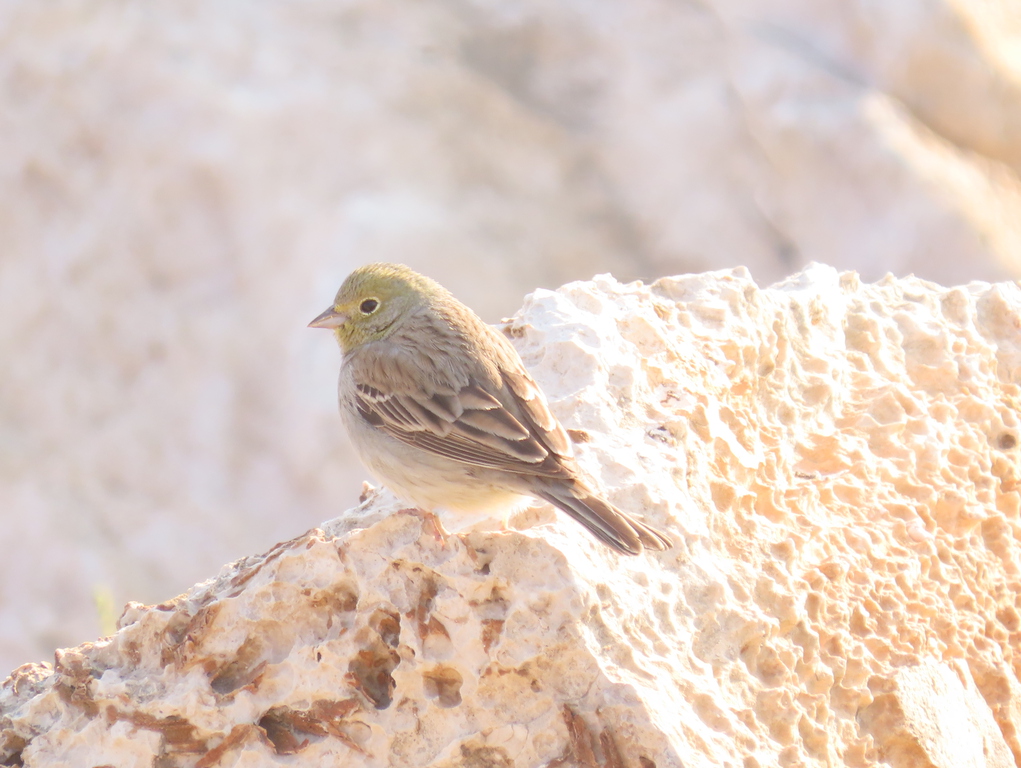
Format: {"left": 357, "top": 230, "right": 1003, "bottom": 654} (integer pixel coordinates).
{"left": 308, "top": 263, "right": 448, "bottom": 353}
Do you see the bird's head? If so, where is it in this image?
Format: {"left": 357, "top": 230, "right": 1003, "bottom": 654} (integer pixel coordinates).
{"left": 308, "top": 263, "right": 442, "bottom": 353}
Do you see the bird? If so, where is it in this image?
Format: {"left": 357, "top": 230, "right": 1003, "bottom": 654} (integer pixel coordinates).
{"left": 308, "top": 263, "right": 672, "bottom": 555}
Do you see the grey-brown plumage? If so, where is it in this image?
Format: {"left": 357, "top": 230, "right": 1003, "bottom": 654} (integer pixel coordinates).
{"left": 310, "top": 263, "right": 672, "bottom": 555}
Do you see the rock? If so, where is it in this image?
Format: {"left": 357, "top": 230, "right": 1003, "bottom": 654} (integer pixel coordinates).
{"left": 3, "top": 265, "right": 1020, "bottom": 766}
{"left": 859, "top": 660, "right": 1014, "bottom": 768}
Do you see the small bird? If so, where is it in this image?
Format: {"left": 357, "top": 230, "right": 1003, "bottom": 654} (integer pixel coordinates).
{"left": 309, "top": 263, "right": 672, "bottom": 555}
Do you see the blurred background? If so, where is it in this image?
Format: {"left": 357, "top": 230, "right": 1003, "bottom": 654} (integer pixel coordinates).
{"left": 1, "top": 0, "right": 1019, "bottom": 672}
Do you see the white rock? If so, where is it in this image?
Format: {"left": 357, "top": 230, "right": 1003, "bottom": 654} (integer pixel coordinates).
{"left": 3, "top": 265, "right": 1021, "bottom": 766}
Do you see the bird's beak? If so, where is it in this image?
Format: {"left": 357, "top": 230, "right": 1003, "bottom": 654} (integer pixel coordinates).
{"left": 308, "top": 306, "right": 347, "bottom": 329}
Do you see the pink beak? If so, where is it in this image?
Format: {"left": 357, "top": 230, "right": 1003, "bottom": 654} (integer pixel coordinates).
{"left": 308, "top": 307, "right": 347, "bottom": 329}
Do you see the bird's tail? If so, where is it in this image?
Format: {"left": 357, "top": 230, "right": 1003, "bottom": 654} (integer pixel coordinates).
{"left": 536, "top": 487, "right": 673, "bottom": 556}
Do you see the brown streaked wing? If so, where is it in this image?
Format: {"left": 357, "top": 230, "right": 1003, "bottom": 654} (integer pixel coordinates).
{"left": 403, "top": 426, "right": 551, "bottom": 469}
{"left": 456, "top": 407, "right": 531, "bottom": 441}
{"left": 354, "top": 386, "right": 570, "bottom": 475}
{"left": 349, "top": 338, "right": 572, "bottom": 478}
{"left": 502, "top": 369, "right": 572, "bottom": 458}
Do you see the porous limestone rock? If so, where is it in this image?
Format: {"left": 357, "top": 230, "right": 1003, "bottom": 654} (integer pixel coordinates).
{"left": 3, "top": 264, "right": 1021, "bottom": 767}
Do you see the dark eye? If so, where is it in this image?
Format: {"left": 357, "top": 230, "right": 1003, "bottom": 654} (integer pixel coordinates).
{"left": 360, "top": 298, "right": 379, "bottom": 314}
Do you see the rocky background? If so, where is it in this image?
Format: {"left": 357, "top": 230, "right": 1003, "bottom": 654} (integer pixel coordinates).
{"left": 1, "top": 0, "right": 1020, "bottom": 673}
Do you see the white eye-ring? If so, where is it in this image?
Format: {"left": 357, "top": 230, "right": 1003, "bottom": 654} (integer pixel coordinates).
{"left": 360, "top": 298, "right": 380, "bottom": 314}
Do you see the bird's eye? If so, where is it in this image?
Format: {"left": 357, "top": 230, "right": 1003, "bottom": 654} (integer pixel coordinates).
{"left": 360, "top": 298, "right": 380, "bottom": 315}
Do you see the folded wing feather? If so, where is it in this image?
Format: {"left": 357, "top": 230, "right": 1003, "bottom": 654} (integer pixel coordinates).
{"left": 352, "top": 358, "right": 572, "bottom": 478}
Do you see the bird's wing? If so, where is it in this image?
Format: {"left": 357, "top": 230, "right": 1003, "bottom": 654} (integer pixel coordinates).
{"left": 347, "top": 335, "right": 573, "bottom": 479}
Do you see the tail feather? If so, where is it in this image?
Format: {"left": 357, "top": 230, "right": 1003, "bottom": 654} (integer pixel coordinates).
{"left": 537, "top": 489, "right": 673, "bottom": 555}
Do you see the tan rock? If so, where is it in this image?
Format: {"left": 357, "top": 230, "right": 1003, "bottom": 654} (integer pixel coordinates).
{"left": 3, "top": 265, "right": 1020, "bottom": 766}
{"left": 859, "top": 660, "right": 1013, "bottom": 768}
